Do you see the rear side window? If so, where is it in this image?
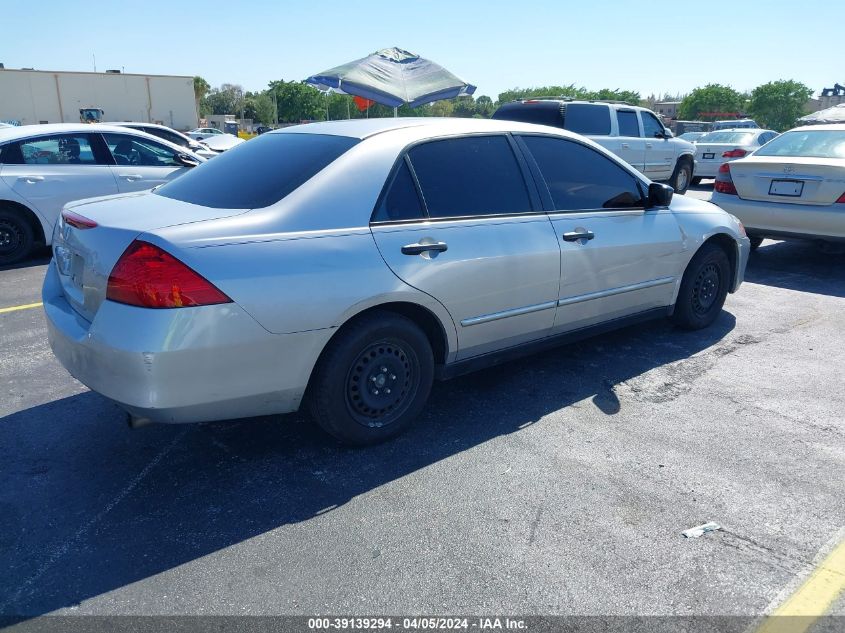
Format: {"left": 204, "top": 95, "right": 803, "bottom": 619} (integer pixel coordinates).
{"left": 408, "top": 136, "right": 532, "bottom": 218}
{"left": 373, "top": 160, "right": 425, "bottom": 222}
{"left": 102, "top": 133, "right": 181, "bottom": 167}
{"left": 617, "top": 111, "right": 640, "bottom": 137}
{"left": 562, "top": 104, "right": 611, "bottom": 135}
{"left": 156, "top": 133, "right": 359, "bottom": 209}
{"left": 520, "top": 135, "right": 645, "bottom": 211}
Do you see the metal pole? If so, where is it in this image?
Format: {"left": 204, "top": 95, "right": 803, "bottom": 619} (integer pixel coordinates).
{"left": 394, "top": 106, "right": 398, "bottom": 118}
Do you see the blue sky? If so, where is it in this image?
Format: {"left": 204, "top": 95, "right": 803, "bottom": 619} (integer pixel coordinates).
{"left": 2, "top": 0, "right": 840, "bottom": 100}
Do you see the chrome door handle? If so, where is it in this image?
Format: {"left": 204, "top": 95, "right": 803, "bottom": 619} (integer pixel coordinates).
{"left": 562, "top": 230, "right": 595, "bottom": 242}
{"left": 121, "top": 174, "right": 143, "bottom": 181}
{"left": 401, "top": 241, "right": 448, "bottom": 255}
{"left": 20, "top": 176, "right": 44, "bottom": 184}
{"left": 621, "top": 143, "right": 630, "bottom": 149}
{"left": 646, "top": 143, "right": 654, "bottom": 148}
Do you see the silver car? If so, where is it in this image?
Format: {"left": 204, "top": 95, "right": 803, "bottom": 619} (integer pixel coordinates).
{"left": 692, "top": 128, "right": 779, "bottom": 183}
{"left": 44, "top": 118, "right": 749, "bottom": 445}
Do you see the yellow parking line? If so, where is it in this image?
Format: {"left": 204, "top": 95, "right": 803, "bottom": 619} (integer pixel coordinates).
{"left": 0, "top": 301, "right": 42, "bottom": 314}
{"left": 756, "top": 536, "right": 845, "bottom": 633}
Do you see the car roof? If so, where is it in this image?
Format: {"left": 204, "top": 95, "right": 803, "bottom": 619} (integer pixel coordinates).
{"left": 789, "top": 124, "right": 845, "bottom": 132}
{"left": 0, "top": 122, "right": 180, "bottom": 143}
{"left": 273, "top": 117, "right": 590, "bottom": 141}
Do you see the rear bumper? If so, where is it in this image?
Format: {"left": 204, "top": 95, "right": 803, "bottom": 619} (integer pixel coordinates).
{"left": 43, "top": 262, "right": 333, "bottom": 423}
{"left": 711, "top": 193, "right": 845, "bottom": 240}
{"left": 693, "top": 159, "right": 724, "bottom": 178}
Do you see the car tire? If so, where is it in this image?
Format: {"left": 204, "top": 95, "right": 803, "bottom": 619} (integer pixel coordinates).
{"left": 670, "top": 159, "right": 693, "bottom": 194}
{"left": 749, "top": 236, "right": 763, "bottom": 251}
{"left": 0, "top": 208, "right": 35, "bottom": 266}
{"left": 306, "top": 311, "right": 434, "bottom": 446}
{"left": 691, "top": 176, "right": 703, "bottom": 187}
{"left": 672, "top": 243, "right": 731, "bottom": 330}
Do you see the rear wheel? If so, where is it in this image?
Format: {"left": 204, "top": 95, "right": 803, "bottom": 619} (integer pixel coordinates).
{"left": 307, "top": 311, "right": 434, "bottom": 446}
{"left": 670, "top": 159, "right": 693, "bottom": 194}
{"left": 672, "top": 243, "right": 731, "bottom": 330}
{"left": 0, "top": 208, "right": 35, "bottom": 266}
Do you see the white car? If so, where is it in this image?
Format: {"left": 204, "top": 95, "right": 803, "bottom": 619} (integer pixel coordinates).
{"left": 106, "top": 122, "right": 217, "bottom": 159}
{"left": 711, "top": 124, "right": 845, "bottom": 248}
{"left": 692, "top": 128, "right": 779, "bottom": 184}
{"left": 197, "top": 133, "right": 245, "bottom": 154}
{"left": 0, "top": 123, "right": 205, "bottom": 264}
{"left": 186, "top": 127, "right": 225, "bottom": 141}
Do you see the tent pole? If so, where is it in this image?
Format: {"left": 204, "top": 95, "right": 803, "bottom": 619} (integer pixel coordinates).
{"left": 394, "top": 106, "right": 398, "bottom": 118}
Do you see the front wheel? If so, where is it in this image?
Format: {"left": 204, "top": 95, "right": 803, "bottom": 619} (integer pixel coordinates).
{"left": 669, "top": 160, "right": 693, "bottom": 194}
{"left": 306, "top": 311, "right": 434, "bottom": 446}
{"left": 672, "top": 243, "right": 731, "bottom": 330}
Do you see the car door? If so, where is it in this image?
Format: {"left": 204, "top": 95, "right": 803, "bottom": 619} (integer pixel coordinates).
{"left": 101, "top": 132, "right": 191, "bottom": 192}
{"left": 0, "top": 133, "right": 118, "bottom": 234}
{"left": 640, "top": 110, "right": 675, "bottom": 180}
{"left": 515, "top": 134, "right": 685, "bottom": 333}
{"left": 615, "top": 109, "right": 646, "bottom": 173}
{"left": 370, "top": 135, "right": 561, "bottom": 360}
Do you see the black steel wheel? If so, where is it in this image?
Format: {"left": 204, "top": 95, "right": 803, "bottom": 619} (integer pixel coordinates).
{"left": 307, "top": 311, "right": 434, "bottom": 445}
{"left": 672, "top": 243, "right": 731, "bottom": 330}
{"left": 0, "top": 209, "right": 35, "bottom": 266}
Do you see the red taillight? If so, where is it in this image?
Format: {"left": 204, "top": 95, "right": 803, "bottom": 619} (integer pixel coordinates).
{"left": 714, "top": 163, "right": 737, "bottom": 195}
{"left": 106, "top": 241, "right": 231, "bottom": 309}
{"left": 61, "top": 210, "right": 98, "bottom": 230}
{"left": 837, "top": 192, "right": 845, "bottom": 204}
{"left": 722, "top": 148, "right": 748, "bottom": 158}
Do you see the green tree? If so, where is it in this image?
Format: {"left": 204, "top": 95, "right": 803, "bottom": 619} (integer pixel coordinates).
{"left": 475, "top": 95, "right": 494, "bottom": 118}
{"left": 749, "top": 80, "right": 813, "bottom": 131}
{"left": 678, "top": 84, "right": 745, "bottom": 121}
{"left": 193, "top": 76, "right": 210, "bottom": 117}
{"left": 268, "top": 80, "right": 325, "bottom": 123}
{"left": 203, "top": 83, "right": 245, "bottom": 116}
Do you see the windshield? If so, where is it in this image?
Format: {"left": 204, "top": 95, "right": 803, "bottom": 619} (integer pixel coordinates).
{"left": 698, "top": 131, "right": 755, "bottom": 144}
{"left": 155, "top": 132, "right": 359, "bottom": 208}
{"left": 754, "top": 130, "right": 845, "bottom": 159}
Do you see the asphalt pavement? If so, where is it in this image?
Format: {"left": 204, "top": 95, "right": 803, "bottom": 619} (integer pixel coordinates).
{"left": 0, "top": 185, "right": 843, "bottom": 626}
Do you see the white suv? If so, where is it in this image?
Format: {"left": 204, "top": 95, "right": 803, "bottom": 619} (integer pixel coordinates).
{"left": 493, "top": 100, "right": 696, "bottom": 193}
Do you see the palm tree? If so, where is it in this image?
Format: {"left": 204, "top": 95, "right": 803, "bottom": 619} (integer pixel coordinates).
{"left": 193, "top": 76, "right": 210, "bottom": 119}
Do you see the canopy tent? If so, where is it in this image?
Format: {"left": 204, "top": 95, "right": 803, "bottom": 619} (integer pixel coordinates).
{"left": 305, "top": 47, "right": 476, "bottom": 111}
{"left": 798, "top": 103, "right": 845, "bottom": 125}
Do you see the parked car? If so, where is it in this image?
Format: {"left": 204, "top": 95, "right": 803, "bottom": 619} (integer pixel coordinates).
{"left": 44, "top": 118, "right": 748, "bottom": 445}
{"left": 711, "top": 124, "right": 845, "bottom": 249}
{"left": 107, "top": 122, "right": 217, "bottom": 159}
{"left": 711, "top": 119, "right": 759, "bottom": 131}
{"left": 0, "top": 123, "right": 205, "bottom": 264}
{"left": 186, "top": 127, "right": 225, "bottom": 141}
{"left": 198, "top": 133, "right": 245, "bottom": 154}
{"left": 692, "top": 129, "right": 779, "bottom": 184}
{"left": 254, "top": 125, "right": 273, "bottom": 135}
{"left": 678, "top": 132, "right": 707, "bottom": 142}
{"left": 492, "top": 99, "right": 696, "bottom": 193}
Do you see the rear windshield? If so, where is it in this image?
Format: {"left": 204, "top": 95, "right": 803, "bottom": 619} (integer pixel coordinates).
{"left": 155, "top": 132, "right": 359, "bottom": 208}
{"left": 754, "top": 130, "right": 845, "bottom": 159}
{"left": 698, "top": 131, "right": 755, "bottom": 144}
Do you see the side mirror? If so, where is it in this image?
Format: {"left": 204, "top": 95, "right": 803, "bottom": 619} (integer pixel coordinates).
{"left": 648, "top": 182, "right": 673, "bottom": 207}
{"left": 175, "top": 153, "right": 199, "bottom": 168}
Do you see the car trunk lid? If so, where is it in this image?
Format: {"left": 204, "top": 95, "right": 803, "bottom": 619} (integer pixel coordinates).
{"left": 53, "top": 191, "right": 247, "bottom": 322}
{"left": 729, "top": 157, "right": 845, "bottom": 205}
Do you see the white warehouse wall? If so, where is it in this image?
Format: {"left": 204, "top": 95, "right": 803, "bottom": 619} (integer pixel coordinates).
{"left": 0, "top": 69, "right": 198, "bottom": 130}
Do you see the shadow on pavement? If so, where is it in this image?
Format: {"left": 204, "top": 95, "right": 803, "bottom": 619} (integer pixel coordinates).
{"left": 745, "top": 240, "right": 845, "bottom": 298}
{"left": 0, "top": 248, "right": 51, "bottom": 273}
{"left": 0, "top": 312, "right": 737, "bottom": 617}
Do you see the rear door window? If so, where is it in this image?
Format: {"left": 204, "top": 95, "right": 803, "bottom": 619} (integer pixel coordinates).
{"left": 617, "top": 110, "right": 640, "bottom": 137}
{"left": 520, "top": 135, "right": 645, "bottom": 211}
{"left": 102, "top": 133, "right": 182, "bottom": 167}
{"left": 562, "top": 104, "right": 611, "bottom": 135}
{"left": 408, "top": 135, "right": 532, "bottom": 218}
{"left": 373, "top": 160, "right": 426, "bottom": 222}
{"left": 156, "top": 132, "right": 359, "bottom": 209}
{"left": 14, "top": 134, "right": 99, "bottom": 165}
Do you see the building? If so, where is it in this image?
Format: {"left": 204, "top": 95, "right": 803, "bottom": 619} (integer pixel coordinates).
{"left": 654, "top": 101, "right": 682, "bottom": 119}
{"left": 816, "top": 83, "right": 845, "bottom": 110}
{"left": 0, "top": 67, "right": 198, "bottom": 130}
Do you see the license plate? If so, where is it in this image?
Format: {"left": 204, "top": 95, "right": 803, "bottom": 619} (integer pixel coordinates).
{"left": 769, "top": 179, "right": 804, "bottom": 197}
{"left": 702, "top": 152, "right": 715, "bottom": 159}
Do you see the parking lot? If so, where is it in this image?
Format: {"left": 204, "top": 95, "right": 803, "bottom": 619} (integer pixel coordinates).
{"left": 1, "top": 182, "right": 843, "bottom": 626}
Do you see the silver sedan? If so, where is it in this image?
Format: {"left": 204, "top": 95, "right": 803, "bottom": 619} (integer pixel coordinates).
{"left": 692, "top": 128, "right": 779, "bottom": 183}
{"left": 44, "top": 118, "right": 749, "bottom": 445}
